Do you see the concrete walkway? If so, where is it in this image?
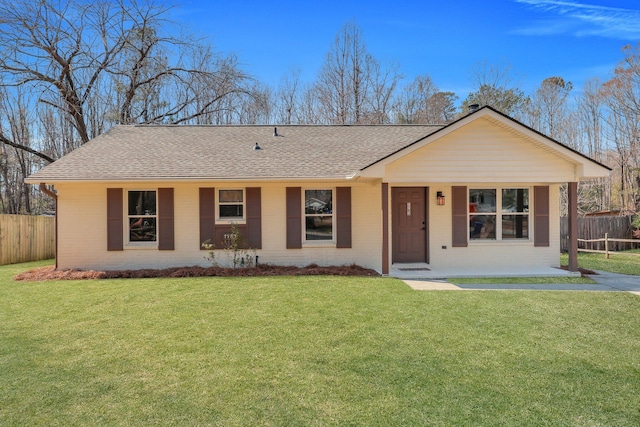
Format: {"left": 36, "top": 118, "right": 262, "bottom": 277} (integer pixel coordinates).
{"left": 404, "top": 270, "right": 640, "bottom": 295}
{"left": 587, "top": 271, "right": 640, "bottom": 295}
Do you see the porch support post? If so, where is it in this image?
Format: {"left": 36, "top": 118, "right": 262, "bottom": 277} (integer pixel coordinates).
{"left": 382, "top": 183, "right": 389, "bottom": 275}
{"left": 568, "top": 181, "right": 579, "bottom": 272}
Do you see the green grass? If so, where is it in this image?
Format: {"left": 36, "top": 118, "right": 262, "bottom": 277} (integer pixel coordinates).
{"left": 454, "top": 249, "right": 640, "bottom": 284}
{"left": 451, "top": 276, "right": 596, "bottom": 285}
{"left": 562, "top": 251, "right": 640, "bottom": 275}
{"left": 1, "top": 261, "right": 640, "bottom": 426}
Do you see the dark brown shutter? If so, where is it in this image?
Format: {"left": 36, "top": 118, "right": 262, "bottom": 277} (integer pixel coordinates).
{"left": 107, "top": 188, "right": 123, "bottom": 251}
{"left": 286, "top": 187, "right": 302, "bottom": 249}
{"left": 199, "top": 188, "right": 215, "bottom": 249}
{"left": 246, "top": 187, "right": 262, "bottom": 249}
{"left": 336, "top": 187, "right": 352, "bottom": 248}
{"left": 451, "top": 186, "right": 468, "bottom": 247}
{"left": 534, "top": 186, "right": 550, "bottom": 247}
{"left": 158, "top": 188, "right": 174, "bottom": 250}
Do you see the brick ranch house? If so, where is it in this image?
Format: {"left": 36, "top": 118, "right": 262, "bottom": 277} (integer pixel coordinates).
{"left": 27, "top": 106, "right": 610, "bottom": 277}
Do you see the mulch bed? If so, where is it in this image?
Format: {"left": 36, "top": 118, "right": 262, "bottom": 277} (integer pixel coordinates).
{"left": 559, "top": 265, "right": 598, "bottom": 276}
{"left": 14, "top": 263, "right": 380, "bottom": 281}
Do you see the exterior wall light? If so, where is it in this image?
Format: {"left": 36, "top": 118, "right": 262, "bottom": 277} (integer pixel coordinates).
{"left": 436, "top": 191, "right": 445, "bottom": 206}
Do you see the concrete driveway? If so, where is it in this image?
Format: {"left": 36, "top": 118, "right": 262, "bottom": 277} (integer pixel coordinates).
{"left": 404, "top": 270, "right": 640, "bottom": 295}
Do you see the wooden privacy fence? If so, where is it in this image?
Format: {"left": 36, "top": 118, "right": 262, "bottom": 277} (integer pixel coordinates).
{"left": 0, "top": 214, "right": 55, "bottom": 265}
{"left": 560, "top": 215, "right": 636, "bottom": 253}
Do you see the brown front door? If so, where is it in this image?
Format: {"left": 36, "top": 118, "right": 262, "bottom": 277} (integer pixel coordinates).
{"left": 392, "top": 187, "right": 428, "bottom": 263}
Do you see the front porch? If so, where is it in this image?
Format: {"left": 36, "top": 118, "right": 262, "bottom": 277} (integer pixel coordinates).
{"left": 381, "top": 182, "right": 581, "bottom": 277}
{"left": 388, "top": 262, "right": 578, "bottom": 280}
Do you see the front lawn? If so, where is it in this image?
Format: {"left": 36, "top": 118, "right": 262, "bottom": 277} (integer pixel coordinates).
{"left": 1, "top": 261, "right": 639, "bottom": 426}
{"left": 561, "top": 251, "right": 640, "bottom": 275}
{"left": 451, "top": 276, "right": 596, "bottom": 285}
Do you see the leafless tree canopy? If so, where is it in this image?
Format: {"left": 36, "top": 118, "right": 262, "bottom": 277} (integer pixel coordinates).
{"left": 0, "top": 0, "right": 249, "bottom": 153}
{"left": 395, "top": 75, "right": 457, "bottom": 124}
{"left": 0, "top": 0, "right": 252, "bottom": 212}
{"left": 0, "top": 6, "right": 639, "bottom": 216}
{"left": 310, "top": 22, "right": 401, "bottom": 124}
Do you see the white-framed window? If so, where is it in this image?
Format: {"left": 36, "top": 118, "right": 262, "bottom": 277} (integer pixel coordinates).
{"left": 501, "top": 188, "right": 529, "bottom": 239}
{"left": 218, "top": 189, "right": 245, "bottom": 222}
{"left": 469, "top": 187, "right": 529, "bottom": 241}
{"left": 304, "top": 189, "right": 333, "bottom": 241}
{"left": 127, "top": 190, "right": 157, "bottom": 243}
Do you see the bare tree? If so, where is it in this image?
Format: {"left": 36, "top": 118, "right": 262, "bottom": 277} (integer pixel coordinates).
{"left": 599, "top": 44, "right": 640, "bottom": 211}
{"left": 527, "top": 77, "right": 573, "bottom": 140}
{"left": 0, "top": 0, "right": 126, "bottom": 146}
{"left": 274, "top": 68, "right": 302, "bottom": 124}
{"left": 0, "top": 0, "right": 251, "bottom": 213}
{"left": 574, "top": 78, "right": 611, "bottom": 213}
{"left": 299, "top": 84, "right": 323, "bottom": 124}
{"left": 362, "top": 59, "right": 401, "bottom": 124}
{"left": 314, "top": 21, "right": 400, "bottom": 124}
{"left": 0, "top": 0, "right": 249, "bottom": 158}
{"left": 235, "top": 82, "right": 272, "bottom": 124}
{"left": 578, "top": 79, "right": 605, "bottom": 160}
{"left": 395, "top": 74, "right": 457, "bottom": 124}
{"left": 0, "top": 88, "right": 37, "bottom": 213}
{"left": 462, "top": 62, "right": 529, "bottom": 117}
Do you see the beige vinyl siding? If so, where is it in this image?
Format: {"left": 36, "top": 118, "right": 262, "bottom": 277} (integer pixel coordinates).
{"left": 55, "top": 181, "right": 382, "bottom": 271}
{"left": 424, "top": 184, "right": 560, "bottom": 273}
{"left": 384, "top": 119, "right": 576, "bottom": 183}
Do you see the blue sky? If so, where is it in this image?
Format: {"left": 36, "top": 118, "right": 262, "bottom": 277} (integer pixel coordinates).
{"left": 175, "top": 0, "right": 640, "bottom": 102}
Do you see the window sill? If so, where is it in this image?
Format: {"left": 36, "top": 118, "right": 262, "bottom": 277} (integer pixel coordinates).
{"left": 303, "top": 241, "right": 336, "bottom": 248}
{"left": 216, "top": 219, "right": 246, "bottom": 225}
{"left": 124, "top": 243, "right": 158, "bottom": 250}
{"left": 469, "top": 239, "right": 532, "bottom": 246}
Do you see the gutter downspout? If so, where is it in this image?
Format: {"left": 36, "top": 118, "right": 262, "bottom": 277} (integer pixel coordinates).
{"left": 39, "top": 183, "right": 58, "bottom": 270}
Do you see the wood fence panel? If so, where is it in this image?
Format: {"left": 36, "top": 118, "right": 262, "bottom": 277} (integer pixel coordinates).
{"left": 560, "top": 216, "right": 635, "bottom": 252}
{"left": 0, "top": 215, "right": 55, "bottom": 265}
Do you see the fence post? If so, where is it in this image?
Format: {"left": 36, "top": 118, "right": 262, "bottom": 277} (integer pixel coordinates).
{"left": 605, "top": 232, "right": 609, "bottom": 259}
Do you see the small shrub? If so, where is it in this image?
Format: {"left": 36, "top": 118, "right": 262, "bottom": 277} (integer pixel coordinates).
{"left": 202, "top": 223, "right": 257, "bottom": 269}
{"left": 201, "top": 239, "right": 218, "bottom": 266}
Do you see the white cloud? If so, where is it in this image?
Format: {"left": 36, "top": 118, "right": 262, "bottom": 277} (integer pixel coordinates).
{"left": 513, "top": 0, "right": 640, "bottom": 39}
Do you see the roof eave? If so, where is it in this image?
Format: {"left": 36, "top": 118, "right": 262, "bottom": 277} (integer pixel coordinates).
{"left": 26, "top": 174, "right": 367, "bottom": 185}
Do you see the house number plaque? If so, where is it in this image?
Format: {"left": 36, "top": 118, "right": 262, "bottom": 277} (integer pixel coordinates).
{"left": 406, "top": 202, "right": 411, "bottom": 216}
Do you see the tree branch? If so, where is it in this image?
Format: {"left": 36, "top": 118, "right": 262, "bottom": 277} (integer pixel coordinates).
{"left": 0, "top": 133, "right": 54, "bottom": 163}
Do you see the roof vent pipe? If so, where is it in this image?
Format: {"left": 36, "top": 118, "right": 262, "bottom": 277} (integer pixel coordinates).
{"left": 469, "top": 104, "right": 480, "bottom": 113}
{"left": 273, "top": 126, "right": 278, "bottom": 137}
{"left": 253, "top": 142, "right": 262, "bottom": 150}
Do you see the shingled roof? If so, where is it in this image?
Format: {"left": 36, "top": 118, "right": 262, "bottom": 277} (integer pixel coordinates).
{"left": 26, "top": 124, "right": 443, "bottom": 182}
